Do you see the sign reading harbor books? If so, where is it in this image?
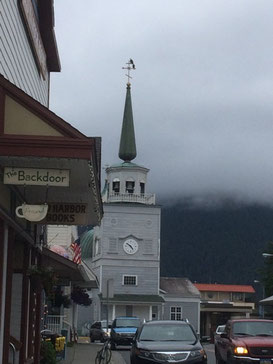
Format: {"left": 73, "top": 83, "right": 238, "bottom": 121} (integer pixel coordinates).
{"left": 4, "top": 167, "right": 70, "bottom": 187}
{"left": 41, "top": 203, "right": 88, "bottom": 225}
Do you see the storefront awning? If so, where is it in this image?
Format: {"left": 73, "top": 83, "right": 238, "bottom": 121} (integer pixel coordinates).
{"left": 41, "top": 248, "right": 98, "bottom": 287}
{"left": 0, "top": 75, "right": 103, "bottom": 226}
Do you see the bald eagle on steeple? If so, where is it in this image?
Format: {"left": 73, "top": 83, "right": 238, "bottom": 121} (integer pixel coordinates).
{"left": 130, "top": 59, "right": 136, "bottom": 69}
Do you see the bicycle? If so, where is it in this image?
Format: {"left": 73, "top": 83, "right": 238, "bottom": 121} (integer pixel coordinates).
{"left": 95, "top": 339, "right": 112, "bottom": 364}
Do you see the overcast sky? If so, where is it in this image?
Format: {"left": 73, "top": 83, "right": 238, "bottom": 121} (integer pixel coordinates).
{"left": 50, "top": 0, "right": 273, "bottom": 205}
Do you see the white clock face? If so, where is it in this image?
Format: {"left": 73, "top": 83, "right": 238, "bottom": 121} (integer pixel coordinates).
{"left": 123, "top": 239, "right": 138, "bottom": 255}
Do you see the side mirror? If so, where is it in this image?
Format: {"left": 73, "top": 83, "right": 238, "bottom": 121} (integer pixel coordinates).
{"left": 201, "top": 336, "right": 211, "bottom": 343}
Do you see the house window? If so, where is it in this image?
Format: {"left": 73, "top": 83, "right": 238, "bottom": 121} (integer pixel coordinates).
{"left": 140, "top": 182, "right": 145, "bottom": 194}
{"left": 126, "top": 180, "right": 135, "bottom": 194}
{"left": 112, "top": 179, "right": 120, "bottom": 193}
{"left": 31, "top": 0, "right": 39, "bottom": 21}
{"left": 123, "top": 275, "right": 137, "bottom": 286}
{"left": 232, "top": 292, "right": 243, "bottom": 301}
{"left": 170, "top": 306, "right": 182, "bottom": 320}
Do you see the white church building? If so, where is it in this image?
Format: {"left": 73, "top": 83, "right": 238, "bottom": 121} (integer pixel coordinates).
{"left": 48, "top": 69, "right": 201, "bottom": 333}
{"left": 78, "top": 72, "right": 200, "bottom": 331}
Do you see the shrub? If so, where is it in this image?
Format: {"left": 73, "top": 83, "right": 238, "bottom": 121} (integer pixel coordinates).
{"left": 40, "top": 341, "right": 56, "bottom": 364}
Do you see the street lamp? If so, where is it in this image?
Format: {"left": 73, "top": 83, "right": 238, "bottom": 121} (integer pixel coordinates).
{"left": 253, "top": 280, "right": 265, "bottom": 318}
{"left": 262, "top": 253, "right": 273, "bottom": 258}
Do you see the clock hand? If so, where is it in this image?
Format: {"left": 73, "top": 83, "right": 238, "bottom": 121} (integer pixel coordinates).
{"left": 127, "top": 243, "right": 133, "bottom": 249}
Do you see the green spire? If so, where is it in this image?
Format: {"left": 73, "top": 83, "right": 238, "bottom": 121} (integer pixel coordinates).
{"left": 119, "top": 83, "right": 137, "bottom": 162}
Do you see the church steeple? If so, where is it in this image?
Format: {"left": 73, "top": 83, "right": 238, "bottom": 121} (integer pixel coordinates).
{"left": 119, "top": 83, "right": 137, "bottom": 162}
{"left": 104, "top": 60, "right": 155, "bottom": 205}
{"left": 119, "top": 59, "right": 137, "bottom": 162}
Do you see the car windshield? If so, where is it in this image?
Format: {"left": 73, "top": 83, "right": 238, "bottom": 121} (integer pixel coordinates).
{"left": 116, "top": 318, "right": 140, "bottom": 328}
{"left": 101, "top": 321, "right": 108, "bottom": 329}
{"left": 233, "top": 321, "right": 273, "bottom": 336}
{"left": 139, "top": 323, "right": 197, "bottom": 342}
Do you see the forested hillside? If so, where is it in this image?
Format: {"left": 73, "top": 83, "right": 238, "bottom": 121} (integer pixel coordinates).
{"left": 160, "top": 201, "right": 273, "bottom": 285}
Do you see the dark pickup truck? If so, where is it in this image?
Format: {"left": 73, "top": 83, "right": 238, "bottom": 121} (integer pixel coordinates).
{"left": 215, "top": 319, "right": 273, "bottom": 364}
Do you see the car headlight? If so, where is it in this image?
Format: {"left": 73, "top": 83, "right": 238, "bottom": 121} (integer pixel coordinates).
{"left": 234, "top": 346, "right": 248, "bottom": 355}
{"left": 135, "top": 349, "right": 152, "bottom": 358}
{"left": 190, "top": 349, "right": 206, "bottom": 358}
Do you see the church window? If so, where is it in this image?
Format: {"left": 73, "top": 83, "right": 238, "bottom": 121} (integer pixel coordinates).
{"left": 126, "top": 180, "right": 135, "bottom": 194}
{"left": 170, "top": 306, "right": 182, "bottom": 320}
{"left": 144, "top": 240, "right": 153, "bottom": 254}
{"left": 123, "top": 275, "right": 137, "bottom": 286}
{"left": 112, "top": 179, "right": 120, "bottom": 193}
{"left": 140, "top": 182, "right": 145, "bottom": 194}
{"left": 108, "top": 238, "right": 118, "bottom": 253}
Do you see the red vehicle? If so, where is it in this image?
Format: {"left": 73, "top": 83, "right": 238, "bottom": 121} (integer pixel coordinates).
{"left": 215, "top": 319, "right": 273, "bottom": 364}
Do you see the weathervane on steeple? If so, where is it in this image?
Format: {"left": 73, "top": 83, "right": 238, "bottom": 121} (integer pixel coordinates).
{"left": 122, "top": 59, "right": 136, "bottom": 85}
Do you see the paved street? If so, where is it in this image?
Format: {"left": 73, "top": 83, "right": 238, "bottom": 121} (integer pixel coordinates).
{"left": 205, "top": 343, "right": 216, "bottom": 364}
{"left": 62, "top": 338, "right": 126, "bottom": 364}
{"left": 117, "top": 343, "right": 216, "bottom": 364}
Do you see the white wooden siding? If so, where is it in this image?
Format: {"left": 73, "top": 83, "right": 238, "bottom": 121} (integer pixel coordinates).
{"left": 0, "top": 0, "right": 49, "bottom": 106}
{"left": 47, "top": 225, "right": 73, "bottom": 246}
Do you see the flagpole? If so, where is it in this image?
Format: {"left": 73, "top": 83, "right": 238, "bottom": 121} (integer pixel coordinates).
{"left": 106, "top": 279, "right": 109, "bottom": 334}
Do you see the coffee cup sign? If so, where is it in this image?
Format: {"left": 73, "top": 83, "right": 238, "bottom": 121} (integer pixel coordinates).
{"left": 16, "top": 203, "right": 48, "bottom": 222}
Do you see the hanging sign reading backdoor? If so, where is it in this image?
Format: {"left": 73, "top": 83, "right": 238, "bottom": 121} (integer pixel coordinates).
{"left": 3, "top": 167, "right": 70, "bottom": 187}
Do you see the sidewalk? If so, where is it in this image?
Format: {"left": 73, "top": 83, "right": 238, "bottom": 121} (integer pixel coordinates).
{"left": 61, "top": 337, "right": 126, "bottom": 364}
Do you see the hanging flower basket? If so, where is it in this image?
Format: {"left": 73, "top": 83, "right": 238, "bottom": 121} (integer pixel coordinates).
{"left": 27, "top": 265, "right": 58, "bottom": 297}
{"left": 29, "top": 274, "right": 43, "bottom": 291}
{"left": 71, "top": 286, "right": 92, "bottom": 306}
{"left": 51, "top": 287, "right": 71, "bottom": 308}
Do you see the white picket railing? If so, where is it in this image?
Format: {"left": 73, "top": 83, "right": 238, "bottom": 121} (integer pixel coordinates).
{"left": 107, "top": 192, "right": 155, "bottom": 205}
{"left": 45, "top": 315, "right": 65, "bottom": 334}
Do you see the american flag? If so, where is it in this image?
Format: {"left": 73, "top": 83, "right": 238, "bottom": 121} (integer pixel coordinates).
{"left": 71, "top": 237, "right": 81, "bottom": 264}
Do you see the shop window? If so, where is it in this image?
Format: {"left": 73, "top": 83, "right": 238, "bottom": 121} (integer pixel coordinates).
{"left": 123, "top": 275, "right": 137, "bottom": 286}
{"left": 170, "top": 306, "right": 182, "bottom": 320}
{"left": 126, "top": 180, "right": 135, "bottom": 194}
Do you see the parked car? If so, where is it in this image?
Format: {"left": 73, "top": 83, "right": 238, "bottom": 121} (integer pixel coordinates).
{"left": 130, "top": 320, "right": 207, "bottom": 364}
{"left": 89, "top": 320, "right": 111, "bottom": 343}
{"left": 215, "top": 318, "right": 273, "bottom": 364}
{"left": 110, "top": 316, "right": 141, "bottom": 350}
{"left": 82, "top": 322, "right": 92, "bottom": 336}
{"left": 214, "top": 324, "right": 226, "bottom": 344}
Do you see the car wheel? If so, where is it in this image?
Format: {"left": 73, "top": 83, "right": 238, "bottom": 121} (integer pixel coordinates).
{"left": 100, "top": 334, "right": 105, "bottom": 343}
{"left": 90, "top": 335, "right": 95, "bottom": 343}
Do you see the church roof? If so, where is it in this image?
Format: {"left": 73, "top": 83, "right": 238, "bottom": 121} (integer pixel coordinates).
{"left": 108, "top": 161, "right": 148, "bottom": 171}
{"left": 100, "top": 294, "right": 165, "bottom": 303}
{"left": 160, "top": 277, "right": 200, "bottom": 297}
{"left": 80, "top": 229, "right": 94, "bottom": 260}
{"left": 118, "top": 84, "right": 137, "bottom": 162}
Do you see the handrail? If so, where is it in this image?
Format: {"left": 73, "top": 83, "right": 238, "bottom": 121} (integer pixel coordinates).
{"left": 9, "top": 342, "right": 16, "bottom": 364}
